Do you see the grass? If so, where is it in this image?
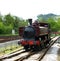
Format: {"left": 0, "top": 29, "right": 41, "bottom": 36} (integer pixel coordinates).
{"left": 0, "top": 45, "right": 23, "bottom": 57}
{"left": 0, "top": 33, "right": 21, "bottom": 57}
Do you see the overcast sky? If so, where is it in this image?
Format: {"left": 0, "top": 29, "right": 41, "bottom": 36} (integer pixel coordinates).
{"left": 0, "top": 0, "right": 60, "bottom": 20}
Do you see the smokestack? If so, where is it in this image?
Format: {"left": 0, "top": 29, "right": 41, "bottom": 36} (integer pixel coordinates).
{"left": 28, "top": 19, "right": 32, "bottom": 25}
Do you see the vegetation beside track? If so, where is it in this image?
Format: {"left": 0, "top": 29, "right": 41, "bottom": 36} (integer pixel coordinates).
{"left": 0, "top": 45, "right": 23, "bottom": 57}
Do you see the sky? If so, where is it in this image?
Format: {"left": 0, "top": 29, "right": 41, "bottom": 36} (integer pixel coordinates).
{"left": 0, "top": 0, "right": 60, "bottom": 20}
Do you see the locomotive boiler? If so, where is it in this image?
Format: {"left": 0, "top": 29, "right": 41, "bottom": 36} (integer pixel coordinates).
{"left": 18, "top": 19, "right": 51, "bottom": 51}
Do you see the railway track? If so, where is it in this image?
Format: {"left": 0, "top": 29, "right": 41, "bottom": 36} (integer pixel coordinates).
{"left": 3, "top": 51, "right": 33, "bottom": 61}
{"left": 0, "top": 48, "right": 25, "bottom": 60}
{"left": 0, "top": 35, "right": 21, "bottom": 43}
{"left": 20, "top": 36, "right": 59, "bottom": 61}
{"left": 0, "top": 36, "right": 59, "bottom": 61}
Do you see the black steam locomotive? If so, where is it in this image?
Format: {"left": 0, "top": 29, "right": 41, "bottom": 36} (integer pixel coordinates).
{"left": 18, "top": 19, "right": 51, "bottom": 51}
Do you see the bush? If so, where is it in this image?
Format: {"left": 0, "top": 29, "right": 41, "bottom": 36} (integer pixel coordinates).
{"left": 0, "top": 22, "right": 5, "bottom": 34}
{"left": 0, "top": 22, "right": 13, "bottom": 34}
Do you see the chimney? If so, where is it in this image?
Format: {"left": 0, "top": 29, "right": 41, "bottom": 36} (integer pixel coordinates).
{"left": 28, "top": 19, "right": 32, "bottom": 25}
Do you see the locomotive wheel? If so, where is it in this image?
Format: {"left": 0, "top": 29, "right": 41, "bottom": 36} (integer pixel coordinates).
{"left": 24, "top": 45, "right": 29, "bottom": 51}
{"left": 39, "top": 44, "right": 42, "bottom": 50}
{"left": 40, "top": 41, "right": 46, "bottom": 49}
{"left": 33, "top": 45, "right": 41, "bottom": 51}
{"left": 30, "top": 45, "right": 42, "bottom": 51}
{"left": 30, "top": 45, "right": 38, "bottom": 51}
{"left": 30, "top": 45, "right": 34, "bottom": 50}
{"left": 45, "top": 39, "right": 51, "bottom": 47}
{"left": 34, "top": 45, "right": 38, "bottom": 51}
{"left": 44, "top": 42, "right": 47, "bottom": 48}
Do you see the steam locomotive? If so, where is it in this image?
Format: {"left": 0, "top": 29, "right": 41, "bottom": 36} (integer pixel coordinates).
{"left": 18, "top": 19, "right": 51, "bottom": 51}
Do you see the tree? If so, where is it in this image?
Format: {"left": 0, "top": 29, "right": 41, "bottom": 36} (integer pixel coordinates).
{"left": 3, "top": 14, "right": 15, "bottom": 27}
{"left": 5, "top": 24, "right": 13, "bottom": 34}
{"left": 0, "top": 22, "right": 5, "bottom": 34}
{"left": 0, "top": 16, "right": 2, "bottom": 22}
{"left": 57, "top": 18, "right": 60, "bottom": 31}
{"left": 47, "top": 18, "right": 58, "bottom": 32}
{"left": 0, "top": 13, "right": 28, "bottom": 34}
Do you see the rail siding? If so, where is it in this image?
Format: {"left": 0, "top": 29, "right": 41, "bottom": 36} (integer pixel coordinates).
{"left": 0, "top": 36, "right": 21, "bottom": 43}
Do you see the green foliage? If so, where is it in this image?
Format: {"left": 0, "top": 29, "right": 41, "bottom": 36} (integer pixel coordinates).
{"left": 4, "top": 24, "right": 13, "bottom": 34}
{"left": 0, "top": 22, "right": 13, "bottom": 34}
{"left": 19, "top": 20, "right": 28, "bottom": 27}
{"left": 1, "top": 13, "right": 60, "bottom": 35}
{"left": 37, "top": 13, "right": 60, "bottom": 33}
{"left": 0, "top": 22, "right": 5, "bottom": 34}
{"left": 0, "top": 16, "right": 2, "bottom": 22}
{"left": 38, "top": 17, "right": 60, "bottom": 32}
{"left": 57, "top": 18, "right": 60, "bottom": 31}
{"left": 0, "top": 13, "right": 28, "bottom": 35}
{"left": 37, "top": 13, "right": 56, "bottom": 21}
{"left": 4, "top": 14, "right": 15, "bottom": 25}
{"left": 47, "top": 18, "right": 58, "bottom": 32}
